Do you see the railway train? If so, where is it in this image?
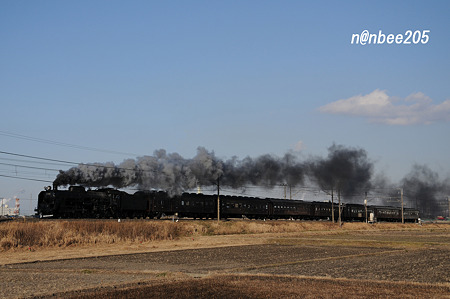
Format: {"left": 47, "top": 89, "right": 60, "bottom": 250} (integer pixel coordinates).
{"left": 36, "top": 186, "right": 420, "bottom": 223}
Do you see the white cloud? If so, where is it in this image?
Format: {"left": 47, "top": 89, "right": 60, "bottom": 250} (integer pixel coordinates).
{"left": 293, "top": 140, "right": 304, "bottom": 152}
{"left": 319, "top": 89, "right": 450, "bottom": 125}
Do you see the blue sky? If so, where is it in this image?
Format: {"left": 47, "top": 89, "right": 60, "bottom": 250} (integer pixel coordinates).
{"left": 1, "top": 1, "right": 449, "bottom": 214}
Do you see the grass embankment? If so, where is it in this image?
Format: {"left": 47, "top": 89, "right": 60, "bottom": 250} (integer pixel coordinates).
{"left": 0, "top": 219, "right": 447, "bottom": 252}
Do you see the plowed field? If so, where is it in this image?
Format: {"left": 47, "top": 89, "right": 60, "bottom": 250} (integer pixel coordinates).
{"left": 1, "top": 222, "right": 449, "bottom": 298}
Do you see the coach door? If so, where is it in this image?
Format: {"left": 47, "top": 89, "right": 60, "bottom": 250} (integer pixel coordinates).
{"left": 268, "top": 201, "right": 274, "bottom": 217}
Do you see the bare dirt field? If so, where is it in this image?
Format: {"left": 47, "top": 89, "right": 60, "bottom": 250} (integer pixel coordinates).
{"left": 1, "top": 221, "right": 449, "bottom": 298}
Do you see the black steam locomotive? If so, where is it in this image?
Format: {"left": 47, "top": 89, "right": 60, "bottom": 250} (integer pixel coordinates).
{"left": 36, "top": 186, "right": 419, "bottom": 223}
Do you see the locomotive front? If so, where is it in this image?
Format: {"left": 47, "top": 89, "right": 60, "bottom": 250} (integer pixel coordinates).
{"left": 36, "top": 186, "right": 57, "bottom": 217}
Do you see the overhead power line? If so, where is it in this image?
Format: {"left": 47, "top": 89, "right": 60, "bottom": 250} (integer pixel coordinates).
{"left": 0, "top": 174, "right": 53, "bottom": 183}
{"left": 0, "top": 130, "right": 140, "bottom": 157}
{"left": 0, "top": 150, "right": 140, "bottom": 172}
{"left": 0, "top": 150, "right": 79, "bottom": 166}
{"left": 0, "top": 157, "right": 76, "bottom": 167}
{"left": 0, "top": 162, "right": 60, "bottom": 172}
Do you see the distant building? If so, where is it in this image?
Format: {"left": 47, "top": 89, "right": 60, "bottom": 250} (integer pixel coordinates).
{"left": 0, "top": 204, "right": 15, "bottom": 216}
{"left": 1, "top": 197, "right": 20, "bottom": 216}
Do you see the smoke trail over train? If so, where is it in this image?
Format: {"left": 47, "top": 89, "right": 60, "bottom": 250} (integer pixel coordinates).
{"left": 53, "top": 144, "right": 449, "bottom": 216}
{"left": 54, "top": 147, "right": 308, "bottom": 195}
{"left": 54, "top": 147, "right": 222, "bottom": 196}
{"left": 307, "top": 144, "right": 373, "bottom": 198}
{"left": 401, "top": 164, "right": 450, "bottom": 218}
{"left": 54, "top": 144, "right": 373, "bottom": 197}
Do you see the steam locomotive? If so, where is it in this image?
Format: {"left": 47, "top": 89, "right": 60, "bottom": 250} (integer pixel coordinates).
{"left": 36, "top": 186, "right": 420, "bottom": 223}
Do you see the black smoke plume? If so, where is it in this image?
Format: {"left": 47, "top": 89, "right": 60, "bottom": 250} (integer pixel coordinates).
{"left": 221, "top": 152, "right": 305, "bottom": 188}
{"left": 54, "top": 147, "right": 221, "bottom": 196}
{"left": 54, "top": 147, "right": 306, "bottom": 196}
{"left": 401, "top": 164, "right": 449, "bottom": 218}
{"left": 307, "top": 144, "right": 373, "bottom": 200}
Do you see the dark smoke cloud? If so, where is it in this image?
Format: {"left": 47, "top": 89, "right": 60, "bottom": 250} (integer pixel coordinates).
{"left": 307, "top": 144, "right": 373, "bottom": 199}
{"left": 54, "top": 147, "right": 305, "bottom": 195}
{"left": 221, "top": 152, "right": 305, "bottom": 188}
{"left": 401, "top": 164, "right": 450, "bottom": 218}
{"left": 55, "top": 143, "right": 449, "bottom": 216}
{"left": 54, "top": 147, "right": 223, "bottom": 196}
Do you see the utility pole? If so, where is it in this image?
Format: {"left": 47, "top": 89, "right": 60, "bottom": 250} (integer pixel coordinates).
{"left": 331, "top": 189, "right": 334, "bottom": 223}
{"left": 364, "top": 192, "right": 368, "bottom": 224}
{"left": 447, "top": 196, "right": 449, "bottom": 219}
{"left": 338, "top": 188, "right": 342, "bottom": 227}
{"left": 400, "top": 188, "right": 404, "bottom": 224}
{"left": 217, "top": 177, "right": 220, "bottom": 223}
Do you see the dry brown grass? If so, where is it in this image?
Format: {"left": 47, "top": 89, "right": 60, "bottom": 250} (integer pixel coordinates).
{"left": 191, "top": 220, "right": 446, "bottom": 236}
{"left": 0, "top": 220, "right": 187, "bottom": 251}
{"left": 0, "top": 219, "right": 447, "bottom": 252}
